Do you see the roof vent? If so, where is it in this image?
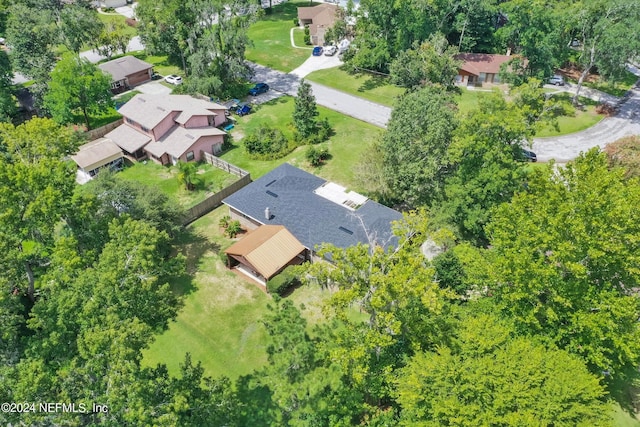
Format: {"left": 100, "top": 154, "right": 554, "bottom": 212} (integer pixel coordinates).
{"left": 265, "top": 207, "right": 271, "bottom": 220}
{"left": 265, "top": 179, "right": 277, "bottom": 187}
{"left": 185, "top": 134, "right": 194, "bottom": 140}
{"left": 266, "top": 190, "right": 278, "bottom": 198}
{"left": 338, "top": 226, "right": 353, "bottom": 235}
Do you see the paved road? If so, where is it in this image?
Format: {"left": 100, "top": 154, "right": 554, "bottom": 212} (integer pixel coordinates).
{"left": 250, "top": 62, "right": 392, "bottom": 128}
{"left": 532, "top": 87, "right": 640, "bottom": 162}
{"left": 80, "top": 36, "right": 144, "bottom": 64}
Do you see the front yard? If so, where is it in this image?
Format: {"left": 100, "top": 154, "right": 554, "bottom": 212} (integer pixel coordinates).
{"left": 245, "top": 0, "right": 316, "bottom": 72}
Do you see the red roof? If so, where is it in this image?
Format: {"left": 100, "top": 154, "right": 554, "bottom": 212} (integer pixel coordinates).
{"left": 455, "top": 53, "right": 521, "bottom": 76}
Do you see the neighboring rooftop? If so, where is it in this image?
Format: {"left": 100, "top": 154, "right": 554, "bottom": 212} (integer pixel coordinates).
{"left": 98, "top": 56, "right": 152, "bottom": 82}
{"left": 71, "top": 138, "right": 122, "bottom": 170}
{"left": 117, "top": 94, "right": 228, "bottom": 131}
{"left": 455, "top": 53, "right": 515, "bottom": 75}
{"left": 223, "top": 163, "right": 403, "bottom": 251}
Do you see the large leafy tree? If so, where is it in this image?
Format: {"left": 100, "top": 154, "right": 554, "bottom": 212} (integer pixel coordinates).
{"left": 567, "top": 0, "right": 640, "bottom": 103}
{"left": 396, "top": 310, "right": 609, "bottom": 426}
{"left": 292, "top": 79, "right": 319, "bottom": 140}
{"left": 0, "top": 49, "right": 16, "bottom": 121}
{"left": 381, "top": 86, "right": 457, "bottom": 207}
{"left": 44, "top": 53, "right": 113, "bottom": 130}
{"left": 484, "top": 149, "right": 640, "bottom": 380}
{"left": 0, "top": 118, "right": 80, "bottom": 301}
{"left": 604, "top": 135, "right": 640, "bottom": 179}
{"left": 59, "top": 4, "right": 103, "bottom": 54}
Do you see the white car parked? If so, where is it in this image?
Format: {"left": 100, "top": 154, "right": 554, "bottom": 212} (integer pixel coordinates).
{"left": 165, "top": 74, "right": 183, "bottom": 85}
{"left": 324, "top": 45, "right": 337, "bottom": 56}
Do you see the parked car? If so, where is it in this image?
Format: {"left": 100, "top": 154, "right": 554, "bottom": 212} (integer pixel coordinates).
{"left": 324, "top": 45, "right": 337, "bottom": 56}
{"left": 248, "top": 83, "right": 269, "bottom": 96}
{"left": 151, "top": 72, "right": 162, "bottom": 80}
{"left": 236, "top": 104, "right": 252, "bottom": 116}
{"left": 548, "top": 75, "right": 565, "bottom": 86}
{"left": 165, "top": 74, "right": 183, "bottom": 85}
{"left": 312, "top": 46, "right": 323, "bottom": 56}
{"left": 522, "top": 149, "right": 538, "bottom": 162}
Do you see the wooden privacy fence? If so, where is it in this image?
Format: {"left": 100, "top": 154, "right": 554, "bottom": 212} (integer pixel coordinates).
{"left": 202, "top": 151, "right": 249, "bottom": 177}
{"left": 182, "top": 172, "right": 252, "bottom": 225}
{"left": 84, "top": 119, "right": 123, "bottom": 141}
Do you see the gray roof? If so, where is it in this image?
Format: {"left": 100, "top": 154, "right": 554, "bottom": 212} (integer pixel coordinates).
{"left": 98, "top": 56, "right": 152, "bottom": 82}
{"left": 104, "top": 123, "right": 151, "bottom": 153}
{"left": 71, "top": 138, "right": 123, "bottom": 169}
{"left": 223, "top": 163, "right": 403, "bottom": 251}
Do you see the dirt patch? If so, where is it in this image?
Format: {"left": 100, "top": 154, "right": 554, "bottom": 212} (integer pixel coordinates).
{"left": 558, "top": 64, "right": 601, "bottom": 83}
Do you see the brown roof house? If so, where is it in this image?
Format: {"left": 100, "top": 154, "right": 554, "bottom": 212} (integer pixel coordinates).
{"left": 297, "top": 3, "right": 338, "bottom": 46}
{"left": 224, "top": 225, "right": 306, "bottom": 288}
{"left": 71, "top": 138, "right": 124, "bottom": 184}
{"left": 105, "top": 94, "right": 228, "bottom": 165}
{"left": 99, "top": 56, "right": 153, "bottom": 94}
{"left": 454, "top": 53, "right": 526, "bottom": 87}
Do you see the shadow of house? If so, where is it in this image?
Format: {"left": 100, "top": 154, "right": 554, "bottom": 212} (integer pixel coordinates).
{"left": 297, "top": 3, "right": 338, "bottom": 46}
{"left": 99, "top": 56, "right": 153, "bottom": 94}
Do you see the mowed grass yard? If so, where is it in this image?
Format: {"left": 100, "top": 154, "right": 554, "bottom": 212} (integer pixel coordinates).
{"left": 246, "top": 0, "right": 316, "bottom": 72}
{"left": 119, "top": 161, "right": 238, "bottom": 209}
{"left": 142, "top": 206, "right": 338, "bottom": 378}
{"left": 221, "top": 96, "right": 382, "bottom": 191}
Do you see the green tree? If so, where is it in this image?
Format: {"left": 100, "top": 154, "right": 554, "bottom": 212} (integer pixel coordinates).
{"left": 293, "top": 79, "right": 319, "bottom": 139}
{"left": 175, "top": 160, "right": 198, "bottom": 191}
{"left": 95, "top": 20, "right": 132, "bottom": 60}
{"left": 567, "top": 0, "right": 640, "bottom": 103}
{"left": 484, "top": 149, "right": 640, "bottom": 379}
{"left": 381, "top": 86, "right": 457, "bottom": 207}
{"left": 59, "top": 5, "right": 103, "bottom": 54}
{"left": 604, "top": 135, "right": 640, "bottom": 180}
{"left": 390, "top": 34, "right": 461, "bottom": 90}
{"left": 0, "top": 118, "right": 80, "bottom": 301}
{"left": 396, "top": 311, "right": 609, "bottom": 426}
{"left": 0, "top": 49, "right": 16, "bottom": 121}
{"left": 44, "top": 53, "right": 113, "bottom": 130}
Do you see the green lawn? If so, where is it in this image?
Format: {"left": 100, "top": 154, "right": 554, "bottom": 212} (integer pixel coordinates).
{"left": 582, "top": 69, "right": 638, "bottom": 97}
{"left": 535, "top": 92, "right": 603, "bottom": 138}
{"left": 72, "top": 107, "right": 121, "bottom": 131}
{"left": 305, "top": 67, "right": 405, "bottom": 107}
{"left": 221, "top": 96, "right": 382, "bottom": 191}
{"left": 246, "top": 0, "right": 315, "bottom": 72}
{"left": 118, "top": 161, "right": 238, "bottom": 209}
{"left": 142, "top": 205, "right": 338, "bottom": 378}
{"left": 97, "top": 13, "right": 138, "bottom": 38}
{"left": 129, "top": 52, "right": 183, "bottom": 77}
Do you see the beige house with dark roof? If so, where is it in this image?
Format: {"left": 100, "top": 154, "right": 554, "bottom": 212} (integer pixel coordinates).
{"left": 297, "top": 3, "right": 338, "bottom": 46}
{"left": 98, "top": 56, "right": 153, "bottom": 94}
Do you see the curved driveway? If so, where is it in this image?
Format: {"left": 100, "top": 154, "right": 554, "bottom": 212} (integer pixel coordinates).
{"left": 532, "top": 88, "right": 640, "bottom": 162}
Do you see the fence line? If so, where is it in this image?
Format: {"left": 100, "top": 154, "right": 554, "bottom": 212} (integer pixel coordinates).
{"left": 84, "top": 119, "right": 123, "bottom": 141}
{"left": 201, "top": 151, "right": 249, "bottom": 178}
{"left": 182, "top": 172, "right": 252, "bottom": 225}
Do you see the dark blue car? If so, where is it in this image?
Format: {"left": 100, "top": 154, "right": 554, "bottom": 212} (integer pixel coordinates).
{"left": 312, "top": 46, "right": 323, "bottom": 56}
{"left": 248, "top": 83, "right": 269, "bottom": 96}
{"left": 236, "top": 104, "right": 252, "bottom": 116}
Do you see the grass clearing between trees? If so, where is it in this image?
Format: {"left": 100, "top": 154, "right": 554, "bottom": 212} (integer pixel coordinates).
{"left": 221, "top": 96, "right": 382, "bottom": 191}
{"left": 246, "top": 0, "right": 315, "bottom": 72}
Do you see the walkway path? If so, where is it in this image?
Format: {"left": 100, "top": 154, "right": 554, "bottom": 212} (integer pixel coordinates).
{"left": 289, "top": 27, "right": 313, "bottom": 50}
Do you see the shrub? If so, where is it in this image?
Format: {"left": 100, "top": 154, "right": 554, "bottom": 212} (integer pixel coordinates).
{"left": 125, "top": 18, "right": 137, "bottom": 27}
{"left": 293, "top": 18, "right": 299, "bottom": 26}
{"left": 308, "top": 118, "right": 333, "bottom": 144}
{"left": 306, "top": 146, "right": 330, "bottom": 167}
{"left": 244, "top": 126, "right": 295, "bottom": 160}
{"left": 225, "top": 220, "right": 242, "bottom": 238}
{"left": 304, "top": 26, "right": 311, "bottom": 45}
{"left": 267, "top": 265, "right": 299, "bottom": 294}
{"left": 219, "top": 215, "right": 231, "bottom": 229}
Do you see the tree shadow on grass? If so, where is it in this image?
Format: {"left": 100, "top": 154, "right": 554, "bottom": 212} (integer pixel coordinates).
{"left": 170, "top": 228, "right": 220, "bottom": 297}
{"left": 358, "top": 74, "right": 392, "bottom": 93}
{"left": 608, "top": 368, "right": 640, "bottom": 420}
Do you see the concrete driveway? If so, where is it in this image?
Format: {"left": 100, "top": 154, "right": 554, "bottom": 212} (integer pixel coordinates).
{"left": 532, "top": 88, "right": 640, "bottom": 162}
{"left": 135, "top": 80, "right": 173, "bottom": 95}
{"left": 290, "top": 51, "right": 343, "bottom": 78}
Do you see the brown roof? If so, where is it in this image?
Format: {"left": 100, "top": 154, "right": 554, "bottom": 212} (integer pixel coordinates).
{"left": 298, "top": 3, "right": 338, "bottom": 35}
{"left": 225, "top": 225, "right": 305, "bottom": 280}
{"left": 455, "top": 53, "right": 517, "bottom": 75}
{"left": 71, "top": 138, "right": 123, "bottom": 171}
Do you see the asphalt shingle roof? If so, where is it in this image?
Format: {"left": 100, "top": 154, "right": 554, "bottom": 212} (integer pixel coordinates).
{"left": 223, "top": 163, "right": 403, "bottom": 252}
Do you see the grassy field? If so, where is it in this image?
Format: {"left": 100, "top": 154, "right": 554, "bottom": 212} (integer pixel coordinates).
{"left": 129, "top": 52, "right": 183, "bottom": 77}
{"left": 72, "top": 107, "right": 122, "bottom": 131}
{"left": 142, "top": 206, "right": 337, "bottom": 378}
{"left": 221, "top": 96, "right": 382, "bottom": 191}
{"left": 582, "top": 70, "right": 638, "bottom": 97}
{"left": 97, "top": 13, "right": 137, "bottom": 38}
{"left": 118, "top": 161, "right": 238, "bottom": 209}
{"left": 535, "top": 92, "right": 603, "bottom": 137}
{"left": 246, "top": 0, "right": 314, "bottom": 72}
{"left": 305, "top": 67, "right": 405, "bottom": 107}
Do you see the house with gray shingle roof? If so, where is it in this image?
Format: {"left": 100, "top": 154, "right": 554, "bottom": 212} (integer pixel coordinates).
{"left": 222, "top": 163, "right": 403, "bottom": 260}
{"left": 98, "top": 56, "right": 153, "bottom": 94}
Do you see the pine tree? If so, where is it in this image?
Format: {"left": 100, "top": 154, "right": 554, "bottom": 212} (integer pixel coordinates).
{"left": 293, "top": 79, "right": 319, "bottom": 139}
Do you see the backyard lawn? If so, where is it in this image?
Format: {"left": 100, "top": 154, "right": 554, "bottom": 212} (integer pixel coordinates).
{"left": 582, "top": 69, "right": 638, "bottom": 98}
{"left": 221, "top": 96, "right": 383, "bottom": 191}
{"left": 129, "top": 52, "right": 183, "bottom": 77}
{"left": 245, "top": 0, "right": 315, "bottom": 72}
{"left": 118, "top": 160, "right": 238, "bottom": 209}
{"left": 305, "top": 67, "right": 405, "bottom": 107}
{"left": 97, "top": 13, "right": 137, "bottom": 38}
{"left": 142, "top": 206, "right": 339, "bottom": 378}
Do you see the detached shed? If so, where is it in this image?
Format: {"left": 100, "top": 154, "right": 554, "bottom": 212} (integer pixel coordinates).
{"left": 71, "top": 138, "right": 124, "bottom": 181}
{"left": 224, "top": 225, "right": 306, "bottom": 287}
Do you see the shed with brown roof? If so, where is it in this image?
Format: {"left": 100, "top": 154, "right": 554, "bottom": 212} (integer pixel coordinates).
{"left": 224, "top": 225, "right": 306, "bottom": 285}
{"left": 297, "top": 3, "right": 338, "bottom": 46}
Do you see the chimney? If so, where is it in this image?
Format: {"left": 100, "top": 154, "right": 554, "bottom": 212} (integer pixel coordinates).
{"left": 265, "top": 207, "right": 270, "bottom": 221}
